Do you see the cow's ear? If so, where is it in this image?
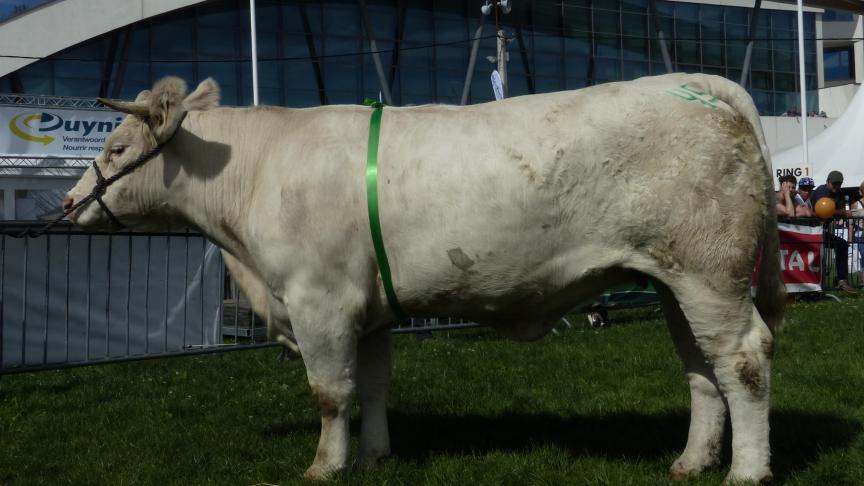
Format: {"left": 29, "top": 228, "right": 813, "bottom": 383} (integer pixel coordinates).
{"left": 147, "top": 76, "right": 189, "bottom": 142}
{"left": 183, "top": 78, "right": 220, "bottom": 112}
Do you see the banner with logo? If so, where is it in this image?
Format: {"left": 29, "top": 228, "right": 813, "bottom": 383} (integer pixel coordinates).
{"left": 777, "top": 222, "right": 823, "bottom": 292}
{"left": 0, "top": 106, "right": 121, "bottom": 157}
{"left": 752, "top": 222, "right": 823, "bottom": 293}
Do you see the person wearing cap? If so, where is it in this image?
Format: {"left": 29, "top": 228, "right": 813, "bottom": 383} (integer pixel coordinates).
{"left": 809, "top": 170, "right": 857, "bottom": 293}
{"left": 794, "top": 177, "right": 815, "bottom": 217}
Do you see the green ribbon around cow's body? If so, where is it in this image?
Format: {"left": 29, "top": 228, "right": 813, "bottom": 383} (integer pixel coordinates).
{"left": 364, "top": 99, "right": 408, "bottom": 323}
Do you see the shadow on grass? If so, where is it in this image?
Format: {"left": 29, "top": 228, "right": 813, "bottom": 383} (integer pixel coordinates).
{"left": 378, "top": 409, "right": 859, "bottom": 480}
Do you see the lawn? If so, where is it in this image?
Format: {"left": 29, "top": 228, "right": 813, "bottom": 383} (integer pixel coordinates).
{"left": 0, "top": 295, "right": 862, "bottom": 485}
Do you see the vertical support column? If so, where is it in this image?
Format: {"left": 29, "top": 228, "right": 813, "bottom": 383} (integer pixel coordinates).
{"left": 461, "top": 16, "right": 486, "bottom": 105}
{"left": 358, "top": 0, "right": 393, "bottom": 105}
{"left": 648, "top": 0, "right": 674, "bottom": 73}
{"left": 739, "top": 0, "right": 763, "bottom": 87}
{"left": 250, "top": 0, "right": 259, "bottom": 106}
{"left": 796, "top": 0, "right": 809, "bottom": 164}
{"left": 497, "top": 29, "right": 508, "bottom": 97}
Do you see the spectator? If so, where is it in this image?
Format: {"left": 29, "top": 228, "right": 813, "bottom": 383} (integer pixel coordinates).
{"left": 775, "top": 174, "right": 798, "bottom": 217}
{"left": 795, "top": 177, "right": 815, "bottom": 217}
{"left": 809, "top": 171, "right": 858, "bottom": 293}
{"left": 852, "top": 181, "right": 864, "bottom": 283}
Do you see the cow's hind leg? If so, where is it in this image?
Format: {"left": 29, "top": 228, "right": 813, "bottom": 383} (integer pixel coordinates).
{"left": 667, "top": 278, "right": 773, "bottom": 483}
{"left": 357, "top": 327, "right": 392, "bottom": 463}
{"left": 655, "top": 283, "right": 727, "bottom": 478}
{"left": 288, "top": 292, "right": 362, "bottom": 480}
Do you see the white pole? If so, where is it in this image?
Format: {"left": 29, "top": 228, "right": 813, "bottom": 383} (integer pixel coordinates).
{"left": 250, "top": 0, "right": 259, "bottom": 106}
{"left": 796, "top": 0, "right": 808, "bottom": 165}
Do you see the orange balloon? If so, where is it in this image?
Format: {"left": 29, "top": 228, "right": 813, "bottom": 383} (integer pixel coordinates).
{"left": 814, "top": 197, "right": 836, "bottom": 219}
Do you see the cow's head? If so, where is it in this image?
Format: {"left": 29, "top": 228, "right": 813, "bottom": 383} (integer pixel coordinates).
{"left": 64, "top": 76, "right": 220, "bottom": 230}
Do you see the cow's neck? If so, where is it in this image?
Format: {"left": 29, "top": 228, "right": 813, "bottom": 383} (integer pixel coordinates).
{"left": 159, "top": 109, "right": 262, "bottom": 265}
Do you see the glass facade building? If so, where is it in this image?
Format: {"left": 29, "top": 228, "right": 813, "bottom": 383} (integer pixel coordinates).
{"left": 0, "top": 0, "right": 818, "bottom": 114}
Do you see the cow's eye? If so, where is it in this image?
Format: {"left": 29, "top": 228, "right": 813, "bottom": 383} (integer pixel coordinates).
{"left": 109, "top": 146, "right": 126, "bottom": 157}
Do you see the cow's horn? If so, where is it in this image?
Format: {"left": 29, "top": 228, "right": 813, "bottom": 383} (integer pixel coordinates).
{"left": 97, "top": 98, "right": 150, "bottom": 116}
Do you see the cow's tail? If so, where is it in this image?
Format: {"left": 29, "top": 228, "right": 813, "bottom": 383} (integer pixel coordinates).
{"left": 683, "top": 74, "right": 787, "bottom": 333}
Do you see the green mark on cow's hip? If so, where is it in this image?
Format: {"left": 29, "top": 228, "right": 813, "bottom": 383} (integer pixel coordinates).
{"left": 666, "top": 84, "right": 718, "bottom": 109}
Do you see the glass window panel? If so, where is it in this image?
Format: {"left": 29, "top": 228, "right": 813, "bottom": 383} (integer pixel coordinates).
{"left": 534, "top": 76, "right": 563, "bottom": 93}
{"left": 470, "top": 75, "right": 494, "bottom": 103}
{"left": 507, "top": 75, "right": 529, "bottom": 97}
{"left": 595, "top": 36, "right": 620, "bottom": 58}
{"left": 400, "top": 43, "right": 433, "bottom": 67}
{"left": 242, "top": 30, "right": 279, "bottom": 60}
{"left": 255, "top": 3, "right": 281, "bottom": 31}
{"left": 54, "top": 78, "right": 97, "bottom": 97}
{"left": 806, "top": 75, "right": 816, "bottom": 91}
{"left": 258, "top": 87, "right": 281, "bottom": 106}
{"left": 595, "top": 58, "right": 621, "bottom": 80}
{"left": 324, "top": 36, "right": 362, "bottom": 57}
{"left": 595, "top": 0, "right": 620, "bottom": 11}
{"left": 593, "top": 10, "right": 620, "bottom": 35}
{"left": 773, "top": 49, "right": 795, "bottom": 72}
{"left": 151, "top": 22, "right": 195, "bottom": 60}
{"left": 700, "top": 5, "right": 723, "bottom": 23}
{"left": 676, "top": 3, "right": 699, "bottom": 21}
{"left": 622, "top": 60, "right": 649, "bottom": 79}
{"left": 435, "top": 46, "right": 466, "bottom": 66}
{"left": 621, "top": 0, "right": 647, "bottom": 13}
{"left": 285, "top": 90, "right": 320, "bottom": 107}
{"left": 622, "top": 37, "right": 648, "bottom": 61}
{"left": 197, "top": 27, "right": 238, "bottom": 60}
{"left": 119, "top": 80, "right": 150, "bottom": 100}
{"left": 400, "top": 67, "right": 432, "bottom": 95}
{"left": 565, "top": 35, "right": 591, "bottom": 56}
{"left": 404, "top": 10, "right": 434, "bottom": 42}
{"left": 774, "top": 71, "right": 796, "bottom": 91}
{"left": 284, "top": 34, "right": 318, "bottom": 59}
{"left": 677, "top": 21, "right": 699, "bottom": 41}
{"left": 197, "top": 1, "right": 238, "bottom": 27}
{"left": 751, "top": 70, "right": 772, "bottom": 90}
{"left": 701, "top": 23, "right": 722, "bottom": 43}
{"left": 752, "top": 48, "right": 771, "bottom": 69}
{"left": 772, "top": 11, "right": 794, "bottom": 30}
{"left": 566, "top": 78, "right": 588, "bottom": 89}
{"left": 324, "top": 6, "right": 361, "bottom": 36}
{"left": 562, "top": 6, "right": 591, "bottom": 33}
{"left": 199, "top": 62, "right": 239, "bottom": 99}
{"left": 282, "top": 5, "right": 306, "bottom": 33}
{"left": 127, "top": 26, "right": 150, "bottom": 62}
{"left": 725, "top": 7, "right": 748, "bottom": 25}
{"left": 534, "top": 33, "right": 562, "bottom": 53}
{"left": 750, "top": 90, "right": 772, "bottom": 114}
{"left": 326, "top": 91, "right": 359, "bottom": 105}
{"left": 434, "top": 18, "right": 467, "bottom": 43}
{"left": 676, "top": 41, "right": 699, "bottom": 64}
{"left": 367, "top": 5, "right": 396, "bottom": 39}
{"left": 534, "top": 53, "right": 563, "bottom": 77}
{"left": 702, "top": 42, "right": 724, "bottom": 66}
{"left": 53, "top": 60, "right": 101, "bottom": 80}
{"left": 532, "top": 1, "right": 561, "bottom": 29}
{"left": 678, "top": 63, "right": 701, "bottom": 74}
{"left": 656, "top": 0, "right": 674, "bottom": 16}
{"left": 727, "top": 44, "right": 746, "bottom": 66}
{"left": 650, "top": 61, "right": 668, "bottom": 75}
{"left": 323, "top": 62, "right": 359, "bottom": 92}
{"left": 621, "top": 13, "right": 647, "bottom": 36}
{"left": 565, "top": 55, "right": 590, "bottom": 77}
{"left": 435, "top": 70, "right": 464, "bottom": 100}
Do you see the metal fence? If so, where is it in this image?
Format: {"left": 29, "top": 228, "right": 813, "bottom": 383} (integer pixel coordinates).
{"left": 822, "top": 216, "right": 864, "bottom": 290}
{"left": 0, "top": 221, "right": 481, "bottom": 375}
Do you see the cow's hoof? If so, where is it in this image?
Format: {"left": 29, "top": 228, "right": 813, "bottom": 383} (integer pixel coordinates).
{"left": 668, "top": 455, "right": 718, "bottom": 480}
{"left": 303, "top": 463, "right": 340, "bottom": 481}
{"left": 359, "top": 448, "right": 390, "bottom": 466}
{"left": 723, "top": 470, "right": 773, "bottom": 485}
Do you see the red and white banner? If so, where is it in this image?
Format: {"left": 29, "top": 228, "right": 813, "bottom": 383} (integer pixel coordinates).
{"left": 777, "top": 222, "right": 823, "bottom": 293}
{"left": 752, "top": 222, "right": 823, "bottom": 293}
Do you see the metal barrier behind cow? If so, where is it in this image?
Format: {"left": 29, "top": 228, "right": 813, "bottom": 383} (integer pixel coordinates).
{"left": 0, "top": 222, "right": 482, "bottom": 375}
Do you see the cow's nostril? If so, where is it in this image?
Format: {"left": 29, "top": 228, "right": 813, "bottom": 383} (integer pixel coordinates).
{"left": 63, "top": 195, "right": 74, "bottom": 211}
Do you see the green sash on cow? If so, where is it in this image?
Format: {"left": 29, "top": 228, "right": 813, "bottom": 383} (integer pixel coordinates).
{"left": 364, "top": 99, "right": 408, "bottom": 323}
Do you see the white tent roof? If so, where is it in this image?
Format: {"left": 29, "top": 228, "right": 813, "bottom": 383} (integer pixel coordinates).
{"left": 771, "top": 84, "right": 864, "bottom": 188}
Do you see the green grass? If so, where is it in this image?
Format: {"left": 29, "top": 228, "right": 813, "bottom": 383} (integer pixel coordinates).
{"left": 0, "top": 295, "right": 862, "bottom": 485}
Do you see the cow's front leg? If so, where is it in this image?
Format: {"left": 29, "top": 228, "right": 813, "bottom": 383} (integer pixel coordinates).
{"left": 357, "top": 327, "right": 392, "bottom": 463}
{"left": 289, "top": 297, "right": 361, "bottom": 480}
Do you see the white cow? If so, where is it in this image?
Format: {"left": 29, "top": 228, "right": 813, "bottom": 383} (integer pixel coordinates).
{"left": 65, "top": 73, "right": 784, "bottom": 482}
